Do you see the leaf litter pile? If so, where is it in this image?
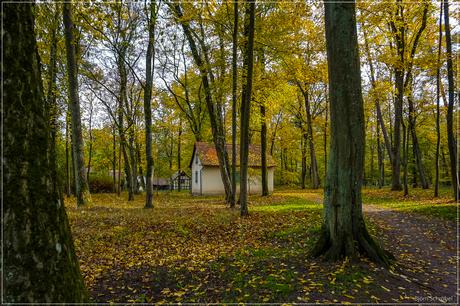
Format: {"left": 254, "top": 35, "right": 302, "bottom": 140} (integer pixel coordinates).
{"left": 66, "top": 189, "right": 457, "bottom": 303}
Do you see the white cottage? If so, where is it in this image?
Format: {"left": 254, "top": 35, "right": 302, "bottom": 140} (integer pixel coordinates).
{"left": 189, "top": 142, "right": 276, "bottom": 195}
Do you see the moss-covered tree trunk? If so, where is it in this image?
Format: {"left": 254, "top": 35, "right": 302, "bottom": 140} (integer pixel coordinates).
{"left": 63, "top": 1, "right": 91, "bottom": 206}
{"left": 313, "top": 1, "right": 392, "bottom": 266}
{"left": 3, "top": 2, "right": 88, "bottom": 302}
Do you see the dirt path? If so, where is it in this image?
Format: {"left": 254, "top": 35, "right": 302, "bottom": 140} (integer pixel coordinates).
{"left": 363, "top": 205, "right": 458, "bottom": 303}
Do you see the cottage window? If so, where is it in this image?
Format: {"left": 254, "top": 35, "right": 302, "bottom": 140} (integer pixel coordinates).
{"left": 195, "top": 171, "right": 198, "bottom": 183}
{"left": 195, "top": 155, "right": 198, "bottom": 164}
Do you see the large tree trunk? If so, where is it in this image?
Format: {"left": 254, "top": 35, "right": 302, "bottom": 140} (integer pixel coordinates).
{"left": 435, "top": 1, "right": 443, "bottom": 197}
{"left": 3, "top": 2, "right": 88, "bottom": 301}
{"left": 239, "top": 0, "right": 256, "bottom": 216}
{"left": 444, "top": 0, "right": 459, "bottom": 200}
{"left": 231, "top": 0, "right": 238, "bottom": 207}
{"left": 63, "top": 1, "right": 91, "bottom": 205}
{"left": 313, "top": 1, "right": 392, "bottom": 266}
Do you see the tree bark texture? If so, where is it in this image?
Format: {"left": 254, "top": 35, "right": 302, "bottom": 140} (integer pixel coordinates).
{"left": 231, "top": 0, "right": 239, "bottom": 207}
{"left": 63, "top": 1, "right": 91, "bottom": 205}
{"left": 313, "top": 1, "right": 392, "bottom": 266}
{"left": 443, "top": 0, "right": 459, "bottom": 200}
{"left": 46, "top": 5, "right": 60, "bottom": 200}
{"left": 435, "top": 1, "right": 443, "bottom": 197}
{"left": 3, "top": 2, "right": 88, "bottom": 301}
{"left": 239, "top": 0, "right": 256, "bottom": 216}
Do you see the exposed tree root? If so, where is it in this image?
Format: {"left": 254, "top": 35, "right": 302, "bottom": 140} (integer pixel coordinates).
{"left": 311, "top": 225, "right": 394, "bottom": 268}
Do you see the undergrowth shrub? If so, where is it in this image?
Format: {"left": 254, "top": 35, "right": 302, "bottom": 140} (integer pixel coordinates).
{"left": 89, "top": 173, "right": 114, "bottom": 193}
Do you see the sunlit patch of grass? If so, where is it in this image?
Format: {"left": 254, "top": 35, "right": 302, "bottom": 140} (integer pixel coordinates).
{"left": 252, "top": 196, "right": 322, "bottom": 212}
{"left": 362, "top": 187, "right": 457, "bottom": 221}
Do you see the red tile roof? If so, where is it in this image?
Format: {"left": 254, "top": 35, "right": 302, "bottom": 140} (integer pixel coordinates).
{"left": 191, "top": 142, "right": 276, "bottom": 168}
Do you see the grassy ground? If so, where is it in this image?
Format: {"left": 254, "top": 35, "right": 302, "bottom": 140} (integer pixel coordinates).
{"left": 65, "top": 187, "right": 456, "bottom": 303}
{"left": 362, "top": 187, "right": 457, "bottom": 221}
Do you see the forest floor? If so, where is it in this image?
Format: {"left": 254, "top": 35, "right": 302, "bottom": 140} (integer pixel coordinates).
{"left": 65, "top": 187, "right": 457, "bottom": 304}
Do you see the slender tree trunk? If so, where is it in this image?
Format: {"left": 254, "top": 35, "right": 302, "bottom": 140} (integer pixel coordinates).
{"left": 117, "top": 99, "right": 133, "bottom": 200}
{"left": 178, "top": 119, "right": 182, "bottom": 192}
{"left": 136, "top": 144, "right": 145, "bottom": 191}
{"left": 118, "top": 140, "right": 122, "bottom": 196}
{"left": 313, "top": 1, "right": 392, "bottom": 266}
{"left": 435, "top": 1, "right": 443, "bottom": 197}
{"left": 47, "top": 5, "right": 60, "bottom": 200}
{"left": 363, "top": 26, "right": 393, "bottom": 163}
{"left": 3, "top": 3, "right": 88, "bottom": 301}
{"left": 390, "top": 0, "right": 404, "bottom": 191}
{"left": 144, "top": 1, "right": 156, "bottom": 207}
{"left": 86, "top": 99, "right": 93, "bottom": 187}
{"left": 70, "top": 122, "right": 76, "bottom": 194}
{"left": 407, "top": 92, "right": 429, "bottom": 189}
{"left": 112, "top": 124, "right": 117, "bottom": 193}
{"left": 65, "top": 113, "right": 71, "bottom": 196}
{"left": 171, "top": 3, "right": 234, "bottom": 204}
{"left": 256, "top": 49, "right": 269, "bottom": 196}
{"left": 240, "top": 0, "right": 256, "bottom": 217}
{"left": 301, "top": 133, "right": 307, "bottom": 189}
{"left": 129, "top": 129, "right": 139, "bottom": 194}
{"left": 63, "top": 1, "right": 91, "bottom": 206}
{"left": 402, "top": 121, "right": 409, "bottom": 196}
{"left": 303, "top": 90, "right": 320, "bottom": 189}
{"left": 443, "top": 0, "right": 458, "bottom": 200}
{"left": 442, "top": 146, "right": 450, "bottom": 179}
{"left": 377, "top": 115, "right": 384, "bottom": 188}
{"left": 392, "top": 66, "right": 404, "bottom": 191}
{"left": 391, "top": 67, "right": 403, "bottom": 191}
{"left": 411, "top": 145, "right": 418, "bottom": 188}
{"left": 261, "top": 103, "right": 269, "bottom": 195}
{"left": 117, "top": 50, "right": 134, "bottom": 200}
{"left": 324, "top": 100, "right": 328, "bottom": 176}
{"left": 231, "top": 0, "right": 238, "bottom": 207}
{"left": 370, "top": 134, "right": 375, "bottom": 185}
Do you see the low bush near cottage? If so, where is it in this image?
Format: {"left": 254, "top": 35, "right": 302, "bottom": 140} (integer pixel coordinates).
{"left": 88, "top": 173, "right": 114, "bottom": 193}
